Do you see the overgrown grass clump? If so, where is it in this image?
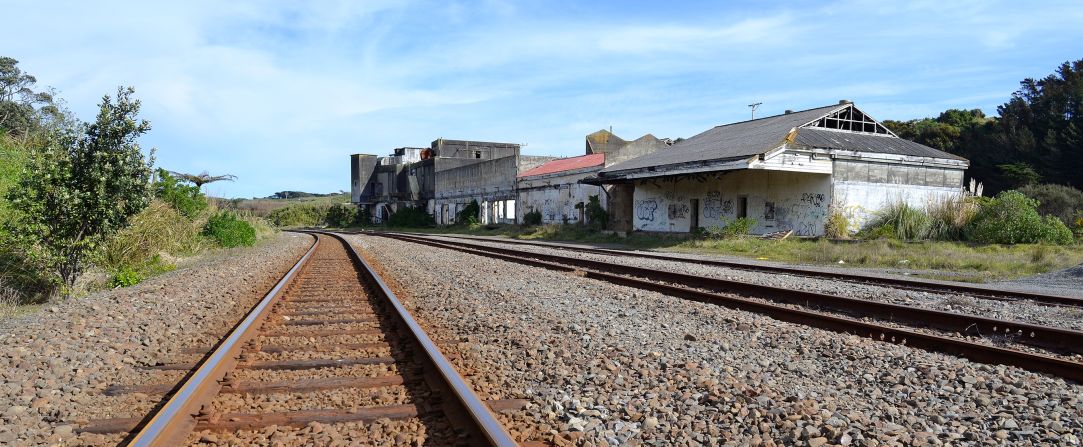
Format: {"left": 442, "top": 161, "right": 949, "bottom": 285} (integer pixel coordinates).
{"left": 203, "top": 212, "right": 257, "bottom": 248}
{"left": 268, "top": 203, "right": 332, "bottom": 227}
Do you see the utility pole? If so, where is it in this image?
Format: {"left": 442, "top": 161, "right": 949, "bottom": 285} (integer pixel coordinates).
{"left": 748, "top": 102, "right": 762, "bottom": 120}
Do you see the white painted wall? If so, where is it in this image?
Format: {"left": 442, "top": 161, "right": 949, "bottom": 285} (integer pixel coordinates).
{"left": 518, "top": 183, "right": 607, "bottom": 224}
{"left": 831, "top": 159, "right": 966, "bottom": 231}
{"left": 632, "top": 170, "right": 833, "bottom": 236}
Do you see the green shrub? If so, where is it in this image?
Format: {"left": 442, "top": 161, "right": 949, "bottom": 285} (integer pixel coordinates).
{"left": 823, "top": 208, "right": 850, "bottom": 239}
{"left": 706, "top": 217, "right": 757, "bottom": 239}
{"left": 1019, "top": 184, "right": 1083, "bottom": 225}
{"left": 859, "top": 224, "right": 897, "bottom": 240}
{"left": 203, "top": 212, "right": 257, "bottom": 247}
{"left": 387, "top": 207, "right": 435, "bottom": 228}
{"left": 523, "top": 209, "right": 542, "bottom": 226}
{"left": 325, "top": 203, "right": 359, "bottom": 227}
{"left": 109, "top": 266, "right": 143, "bottom": 288}
{"left": 456, "top": 200, "right": 480, "bottom": 224}
{"left": 153, "top": 169, "right": 207, "bottom": 218}
{"left": 966, "top": 190, "right": 1072, "bottom": 245}
{"left": 267, "top": 204, "right": 329, "bottom": 227}
{"left": 585, "top": 195, "right": 607, "bottom": 230}
{"left": 863, "top": 201, "right": 928, "bottom": 241}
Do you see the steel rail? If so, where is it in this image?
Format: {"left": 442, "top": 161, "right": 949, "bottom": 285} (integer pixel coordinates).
{"left": 387, "top": 231, "right": 1083, "bottom": 308}
{"left": 374, "top": 232, "right": 1083, "bottom": 383}
{"left": 325, "top": 231, "right": 518, "bottom": 447}
{"left": 127, "top": 232, "right": 320, "bottom": 446}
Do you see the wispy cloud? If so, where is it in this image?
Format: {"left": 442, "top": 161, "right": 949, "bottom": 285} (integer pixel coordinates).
{"left": 3, "top": 0, "right": 1081, "bottom": 197}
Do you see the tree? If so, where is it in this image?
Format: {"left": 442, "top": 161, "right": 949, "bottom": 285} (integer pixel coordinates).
{"left": 0, "top": 56, "right": 61, "bottom": 138}
{"left": 168, "top": 170, "right": 237, "bottom": 190}
{"left": 6, "top": 87, "right": 153, "bottom": 295}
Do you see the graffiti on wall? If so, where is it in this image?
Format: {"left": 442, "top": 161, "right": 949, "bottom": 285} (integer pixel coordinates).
{"left": 775, "top": 192, "right": 829, "bottom": 236}
{"left": 703, "top": 192, "right": 723, "bottom": 219}
{"left": 722, "top": 199, "right": 733, "bottom": 215}
{"left": 763, "top": 201, "right": 775, "bottom": 220}
{"left": 634, "top": 199, "right": 658, "bottom": 221}
{"left": 668, "top": 202, "right": 689, "bottom": 220}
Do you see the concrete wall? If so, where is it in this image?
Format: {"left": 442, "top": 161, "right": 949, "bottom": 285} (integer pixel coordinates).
{"left": 517, "top": 167, "right": 607, "bottom": 225}
{"left": 432, "top": 139, "right": 519, "bottom": 160}
{"left": 831, "top": 159, "right": 966, "bottom": 231}
{"left": 632, "top": 170, "right": 833, "bottom": 236}
{"left": 434, "top": 155, "right": 519, "bottom": 225}
{"left": 350, "top": 154, "right": 377, "bottom": 204}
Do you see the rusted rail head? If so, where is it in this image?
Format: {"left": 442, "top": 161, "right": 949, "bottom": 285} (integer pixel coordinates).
{"left": 386, "top": 231, "right": 1083, "bottom": 308}
{"left": 376, "top": 232, "right": 1083, "bottom": 384}
{"left": 125, "top": 233, "right": 320, "bottom": 446}
{"left": 323, "top": 231, "right": 518, "bottom": 446}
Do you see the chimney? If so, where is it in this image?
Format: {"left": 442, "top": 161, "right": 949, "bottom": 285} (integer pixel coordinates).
{"left": 784, "top": 109, "right": 794, "bottom": 114}
{"left": 839, "top": 99, "right": 852, "bottom": 104}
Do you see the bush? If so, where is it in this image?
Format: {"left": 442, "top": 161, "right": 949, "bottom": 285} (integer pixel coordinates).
{"left": 523, "top": 209, "right": 542, "bottom": 226}
{"left": 387, "top": 207, "right": 435, "bottom": 228}
{"left": 585, "top": 195, "right": 607, "bottom": 230}
{"left": 267, "top": 204, "right": 329, "bottom": 227}
{"left": 325, "top": 203, "right": 359, "bottom": 227}
{"left": 863, "top": 201, "right": 928, "bottom": 241}
{"left": 823, "top": 208, "right": 850, "bottom": 239}
{"left": 203, "top": 212, "right": 257, "bottom": 247}
{"left": 455, "top": 200, "right": 480, "bottom": 224}
{"left": 109, "top": 266, "right": 143, "bottom": 288}
{"left": 966, "top": 190, "right": 1072, "bottom": 244}
{"left": 705, "top": 217, "right": 757, "bottom": 239}
{"left": 153, "top": 169, "right": 207, "bottom": 218}
{"left": 1019, "top": 184, "right": 1083, "bottom": 225}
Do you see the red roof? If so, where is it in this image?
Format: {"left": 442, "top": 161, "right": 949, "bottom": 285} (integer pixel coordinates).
{"left": 518, "top": 153, "right": 605, "bottom": 178}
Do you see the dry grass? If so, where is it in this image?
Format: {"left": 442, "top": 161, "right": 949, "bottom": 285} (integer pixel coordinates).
{"left": 99, "top": 200, "right": 210, "bottom": 270}
{"left": 0, "top": 279, "right": 23, "bottom": 319}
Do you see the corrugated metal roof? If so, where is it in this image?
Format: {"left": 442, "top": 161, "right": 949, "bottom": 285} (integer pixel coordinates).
{"left": 794, "top": 128, "right": 967, "bottom": 161}
{"left": 602, "top": 104, "right": 844, "bottom": 174}
{"left": 599, "top": 103, "right": 969, "bottom": 178}
{"left": 518, "top": 153, "right": 605, "bottom": 178}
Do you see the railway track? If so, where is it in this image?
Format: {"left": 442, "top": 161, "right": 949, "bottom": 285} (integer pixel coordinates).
{"left": 392, "top": 231, "right": 1083, "bottom": 308}
{"left": 370, "top": 231, "right": 1083, "bottom": 383}
{"left": 80, "top": 232, "right": 521, "bottom": 446}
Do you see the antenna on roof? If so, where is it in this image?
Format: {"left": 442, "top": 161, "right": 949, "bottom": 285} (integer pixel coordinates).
{"left": 748, "top": 102, "right": 762, "bottom": 119}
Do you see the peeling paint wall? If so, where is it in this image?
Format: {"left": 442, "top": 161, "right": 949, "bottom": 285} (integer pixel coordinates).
{"left": 517, "top": 167, "right": 606, "bottom": 225}
{"left": 632, "top": 170, "right": 833, "bottom": 236}
{"left": 832, "top": 159, "right": 965, "bottom": 230}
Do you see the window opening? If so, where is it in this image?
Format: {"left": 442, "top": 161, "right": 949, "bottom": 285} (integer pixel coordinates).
{"left": 803, "top": 105, "right": 892, "bottom": 135}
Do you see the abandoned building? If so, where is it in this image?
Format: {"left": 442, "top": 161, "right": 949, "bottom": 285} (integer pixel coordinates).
{"left": 515, "top": 130, "right": 671, "bottom": 225}
{"left": 351, "top": 139, "right": 553, "bottom": 224}
{"left": 583, "top": 101, "right": 969, "bottom": 236}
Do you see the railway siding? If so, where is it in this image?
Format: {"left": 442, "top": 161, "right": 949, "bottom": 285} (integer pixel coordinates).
{"left": 348, "top": 233, "right": 1083, "bottom": 446}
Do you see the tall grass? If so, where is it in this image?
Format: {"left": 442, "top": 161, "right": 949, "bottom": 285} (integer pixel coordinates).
{"left": 0, "top": 278, "right": 22, "bottom": 318}
{"left": 925, "top": 194, "right": 979, "bottom": 241}
{"left": 98, "top": 199, "right": 209, "bottom": 272}
{"left": 864, "top": 201, "right": 928, "bottom": 241}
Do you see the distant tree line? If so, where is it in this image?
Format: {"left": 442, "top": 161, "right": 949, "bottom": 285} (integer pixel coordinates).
{"left": 883, "top": 58, "right": 1083, "bottom": 194}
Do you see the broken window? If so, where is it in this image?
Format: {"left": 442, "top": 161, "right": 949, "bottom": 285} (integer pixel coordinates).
{"left": 474, "top": 150, "right": 482, "bottom": 159}
{"left": 803, "top": 105, "right": 892, "bottom": 135}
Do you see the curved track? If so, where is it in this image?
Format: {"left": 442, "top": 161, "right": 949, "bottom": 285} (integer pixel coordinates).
{"left": 372, "top": 231, "right": 1083, "bottom": 383}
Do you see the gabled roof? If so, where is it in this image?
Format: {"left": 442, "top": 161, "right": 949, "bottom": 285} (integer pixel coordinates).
{"left": 518, "top": 153, "right": 605, "bottom": 178}
{"left": 601, "top": 103, "right": 966, "bottom": 175}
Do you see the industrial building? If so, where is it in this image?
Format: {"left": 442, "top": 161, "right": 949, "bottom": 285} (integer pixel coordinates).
{"left": 350, "top": 101, "right": 968, "bottom": 237}
{"left": 583, "top": 101, "right": 969, "bottom": 235}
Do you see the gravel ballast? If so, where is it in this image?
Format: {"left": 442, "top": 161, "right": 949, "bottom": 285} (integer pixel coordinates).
{"left": 0, "top": 232, "right": 312, "bottom": 446}
{"left": 418, "top": 235, "right": 1083, "bottom": 332}
{"left": 349, "top": 234, "right": 1083, "bottom": 446}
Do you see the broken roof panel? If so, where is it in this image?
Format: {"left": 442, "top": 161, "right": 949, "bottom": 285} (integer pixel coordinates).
{"left": 794, "top": 128, "right": 968, "bottom": 161}
{"left": 600, "top": 103, "right": 967, "bottom": 176}
{"left": 518, "top": 153, "right": 605, "bottom": 178}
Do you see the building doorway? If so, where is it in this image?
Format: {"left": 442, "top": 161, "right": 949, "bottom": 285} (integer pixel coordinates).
{"left": 689, "top": 198, "right": 699, "bottom": 231}
{"left": 737, "top": 197, "right": 748, "bottom": 219}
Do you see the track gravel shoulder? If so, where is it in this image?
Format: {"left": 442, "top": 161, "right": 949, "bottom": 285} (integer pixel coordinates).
{"left": 0, "top": 232, "right": 312, "bottom": 446}
{"left": 349, "top": 234, "right": 1083, "bottom": 446}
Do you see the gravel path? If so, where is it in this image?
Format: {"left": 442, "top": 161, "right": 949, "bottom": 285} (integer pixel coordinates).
{"left": 0, "top": 232, "right": 312, "bottom": 446}
{"left": 349, "top": 234, "right": 1083, "bottom": 446}
{"left": 418, "top": 235, "right": 1083, "bottom": 332}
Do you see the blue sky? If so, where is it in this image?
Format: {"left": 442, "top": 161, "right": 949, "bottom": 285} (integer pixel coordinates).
{"left": 4, "top": 1, "right": 1082, "bottom": 198}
